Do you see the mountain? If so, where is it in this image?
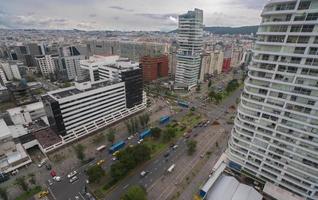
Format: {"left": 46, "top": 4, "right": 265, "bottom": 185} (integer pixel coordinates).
{"left": 170, "top": 25, "right": 258, "bottom": 35}
{"left": 204, "top": 26, "right": 258, "bottom": 35}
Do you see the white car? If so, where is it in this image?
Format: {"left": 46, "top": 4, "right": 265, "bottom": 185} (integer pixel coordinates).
{"left": 53, "top": 176, "right": 61, "bottom": 182}
{"left": 67, "top": 170, "right": 77, "bottom": 179}
{"left": 112, "top": 157, "right": 117, "bottom": 161}
{"left": 48, "top": 179, "right": 53, "bottom": 186}
{"left": 172, "top": 145, "right": 178, "bottom": 150}
{"left": 37, "top": 159, "right": 47, "bottom": 168}
{"left": 69, "top": 176, "right": 78, "bottom": 183}
{"left": 127, "top": 135, "right": 134, "bottom": 140}
{"left": 137, "top": 139, "right": 144, "bottom": 144}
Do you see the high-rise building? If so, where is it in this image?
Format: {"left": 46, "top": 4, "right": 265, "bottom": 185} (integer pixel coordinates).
{"left": 35, "top": 55, "right": 59, "bottom": 77}
{"left": 175, "top": 8, "right": 203, "bottom": 89}
{"left": 228, "top": 1, "right": 318, "bottom": 199}
{"left": 61, "top": 55, "right": 85, "bottom": 80}
{"left": 140, "top": 55, "right": 169, "bottom": 82}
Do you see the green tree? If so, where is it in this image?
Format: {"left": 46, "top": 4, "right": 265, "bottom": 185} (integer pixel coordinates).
{"left": 0, "top": 187, "right": 8, "bottom": 200}
{"left": 125, "top": 121, "right": 133, "bottom": 135}
{"left": 121, "top": 185, "right": 147, "bottom": 200}
{"left": 74, "top": 144, "right": 86, "bottom": 161}
{"left": 110, "top": 162, "right": 129, "bottom": 181}
{"left": 107, "top": 129, "right": 115, "bottom": 143}
{"left": 150, "top": 127, "right": 162, "bottom": 140}
{"left": 86, "top": 165, "right": 105, "bottom": 183}
{"left": 208, "top": 90, "right": 216, "bottom": 101}
{"left": 208, "top": 80, "right": 212, "bottom": 87}
{"left": 15, "top": 176, "right": 28, "bottom": 192}
{"left": 162, "top": 127, "right": 177, "bottom": 143}
{"left": 28, "top": 173, "right": 36, "bottom": 185}
{"left": 186, "top": 140, "right": 197, "bottom": 155}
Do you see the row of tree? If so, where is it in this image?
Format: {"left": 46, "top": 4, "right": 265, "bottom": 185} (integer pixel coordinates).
{"left": 125, "top": 113, "right": 150, "bottom": 135}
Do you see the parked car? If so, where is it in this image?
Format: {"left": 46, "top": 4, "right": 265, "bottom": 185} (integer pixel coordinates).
{"left": 67, "top": 170, "right": 78, "bottom": 179}
{"left": 48, "top": 179, "right": 53, "bottom": 186}
{"left": 53, "top": 176, "right": 61, "bottom": 182}
{"left": 69, "top": 176, "right": 78, "bottom": 183}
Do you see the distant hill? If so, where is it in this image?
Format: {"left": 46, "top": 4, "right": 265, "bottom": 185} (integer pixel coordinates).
{"left": 204, "top": 26, "right": 258, "bottom": 35}
{"left": 170, "top": 25, "right": 258, "bottom": 35}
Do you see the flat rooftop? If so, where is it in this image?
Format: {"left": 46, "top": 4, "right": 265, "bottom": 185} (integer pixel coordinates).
{"left": 33, "top": 128, "right": 62, "bottom": 148}
{"left": 46, "top": 80, "right": 119, "bottom": 100}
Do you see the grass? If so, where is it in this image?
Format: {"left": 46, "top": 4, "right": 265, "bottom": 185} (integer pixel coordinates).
{"left": 15, "top": 186, "right": 42, "bottom": 200}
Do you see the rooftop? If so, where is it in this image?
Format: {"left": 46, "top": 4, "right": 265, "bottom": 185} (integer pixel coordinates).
{"left": 0, "top": 119, "right": 12, "bottom": 140}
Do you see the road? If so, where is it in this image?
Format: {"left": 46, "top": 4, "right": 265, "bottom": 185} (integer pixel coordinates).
{"left": 103, "top": 88, "right": 242, "bottom": 200}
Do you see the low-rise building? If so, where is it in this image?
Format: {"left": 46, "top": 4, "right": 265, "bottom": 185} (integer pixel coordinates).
{"left": 7, "top": 102, "right": 46, "bottom": 125}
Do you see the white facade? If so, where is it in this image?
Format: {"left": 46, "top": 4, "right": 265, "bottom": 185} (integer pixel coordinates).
{"left": 62, "top": 55, "right": 85, "bottom": 80}
{"left": 228, "top": 1, "right": 318, "bottom": 199}
{"left": 7, "top": 102, "right": 46, "bottom": 125}
{"left": 80, "top": 55, "right": 139, "bottom": 82}
{"left": 35, "top": 55, "right": 58, "bottom": 76}
{"left": 0, "top": 60, "right": 23, "bottom": 81}
{"left": 175, "top": 8, "right": 203, "bottom": 89}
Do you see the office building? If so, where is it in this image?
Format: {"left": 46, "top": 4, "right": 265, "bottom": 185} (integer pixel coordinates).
{"left": 175, "top": 8, "right": 203, "bottom": 89}
{"left": 35, "top": 55, "right": 59, "bottom": 77}
{"left": 61, "top": 55, "right": 85, "bottom": 81}
{"left": 7, "top": 102, "right": 46, "bottom": 125}
{"left": 140, "top": 55, "right": 169, "bottom": 82}
{"left": 42, "top": 72, "right": 145, "bottom": 140}
{"left": 228, "top": 0, "right": 318, "bottom": 199}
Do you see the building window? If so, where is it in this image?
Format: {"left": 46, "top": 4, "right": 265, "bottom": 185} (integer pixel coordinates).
{"left": 294, "top": 47, "right": 306, "bottom": 54}
{"left": 290, "top": 25, "right": 302, "bottom": 32}
{"left": 306, "top": 13, "right": 318, "bottom": 21}
{"left": 309, "top": 48, "right": 318, "bottom": 55}
{"left": 298, "top": 1, "right": 311, "bottom": 10}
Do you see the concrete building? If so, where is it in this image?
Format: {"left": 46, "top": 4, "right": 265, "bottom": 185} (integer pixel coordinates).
{"left": 0, "top": 119, "right": 31, "bottom": 173}
{"left": 42, "top": 69, "right": 145, "bottom": 142}
{"left": 61, "top": 55, "right": 85, "bottom": 81}
{"left": 199, "top": 50, "right": 224, "bottom": 81}
{"left": 231, "top": 47, "right": 244, "bottom": 68}
{"left": 140, "top": 55, "right": 169, "bottom": 82}
{"left": 7, "top": 102, "right": 46, "bottom": 125}
{"left": 228, "top": 0, "right": 318, "bottom": 199}
{"left": 175, "top": 8, "right": 203, "bottom": 89}
{"left": 0, "top": 60, "right": 24, "bottom": 81}
{"left": 35, "top": 55, "right": 59, "bottom": 77}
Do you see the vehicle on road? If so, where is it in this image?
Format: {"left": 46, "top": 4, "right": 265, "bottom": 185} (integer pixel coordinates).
{"left": 140, "top": 171, "right": 149, "bottom": 177}
{"left": 109, "top": 140, "right": 126, "bottom": 154}
{"left": 167, "top": 164, "right": 175, "bottom": 173}
{"left": 164, "top": 152, "right": 170, "bottom": 158}
{"left": 137, "top": 139, "right": 144, "bottom": 144}
{"left": 96, "top": 145, "right": 106, "bottom": 152}
{"left": 97, "top": 159, "right": 105, "bottom": 166}
{"left": 37, "top": 190, "right": 49, "bottom": 198}
{"left": 172, "top": 145, "right": 178, "bottom": 150}
{"left": 48, "top": 179, "right": 53, "bottom": 186}
{"left": 200, "top": 154, "right": 205, "bottom": 158}
{"left": 53, "top": 176, "right": 61, "bottom": 182}
{"left": 112, "top": 151, "right": 120, "bottom": 157}
{"left": 159, "top": 116, "right": 170, "bottom": 124}
{"left": 67, "top": 170, "right": 78, "bottom": 178}
{"left": 139, "top": 129, "right": 152, "bottom": 139}
{"left": 127, "top": 135, "right": 134, "bottom": 140}
{"left": 38, "top": 159, "right": 47, "bottom": 168}
{"left": 69, "top": 176, "right": 78, "bottom": 183}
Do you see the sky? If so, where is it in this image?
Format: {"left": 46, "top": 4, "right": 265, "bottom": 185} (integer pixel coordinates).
{"left": 0, "top": 0, "right": 268, "bottom": 31}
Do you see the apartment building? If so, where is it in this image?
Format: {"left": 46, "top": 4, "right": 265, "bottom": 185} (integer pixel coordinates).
{"left": 140, "top": 55, "right": 169, "bottom": 82}
{"left": 175, "top": 8, "right": 203, "bottom": 89}
{"left": 35, "top": 55, "right": 59, "bottom": 76}
{"left": 228, "top": 0, "right": 318, "bottom": 199}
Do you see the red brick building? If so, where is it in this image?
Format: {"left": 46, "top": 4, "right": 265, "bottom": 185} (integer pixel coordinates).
{"left": 140, "top": 55, "right": 169, "bottom": 82}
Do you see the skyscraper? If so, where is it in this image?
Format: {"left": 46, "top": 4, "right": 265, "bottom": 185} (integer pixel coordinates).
{"left": 175, "top": 8, "right": 203, "bottom": 89}
{"left": 228, "top": 0, "right": 318, "bottom": 199}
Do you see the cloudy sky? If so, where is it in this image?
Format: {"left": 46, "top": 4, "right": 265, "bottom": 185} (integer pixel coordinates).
{"left": 0, "top": 0, "right": 267, "bottom": 31}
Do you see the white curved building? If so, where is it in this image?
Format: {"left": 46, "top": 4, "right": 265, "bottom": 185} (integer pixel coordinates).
{"left": 228, "top": 1, "right": 318, "bottom": 199}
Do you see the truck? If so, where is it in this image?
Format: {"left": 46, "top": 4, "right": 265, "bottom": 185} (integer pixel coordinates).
{"left": 167, "top": 164, "right": 175, "bottom": 173}
{"left": 109, "top": 140, "right": 126, "bottom": 154}
{"left": 160, "top": 116, "right": 170, "bottom": 124}
{"left": 139, "top": 129, "right": 152, "bottom": 139}
{"left": 177, "top": 101, "right": 189, "bottom": 108}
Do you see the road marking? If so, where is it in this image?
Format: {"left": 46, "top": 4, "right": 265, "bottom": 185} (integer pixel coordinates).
{"left": 47, "top": 187, "right": 57, "bottom": 200}
{"left": 78, "top": 192, "right": 86, "bottom": 200}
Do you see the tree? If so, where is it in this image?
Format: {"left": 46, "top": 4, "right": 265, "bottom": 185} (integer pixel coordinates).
{"left": 150, "top": 127, "right": 162, "bottom": 140}
{"left": 74, "top": 144, "right": 86, "bottom": 161}
{"left": 214, "top": 92, "right": 223, "bottom": 104}
{"left": 121, "top": 185, "right": 147, "bottom": 200}
{"left": 125, "top": 121, "right": 133, "bottom": 135}
{"left": 208, "top": 80, "right": 212, "bottom": 88}
{"left": 196, "top": 85, "right": 201, "bottom": 92}
{"left": 28, "top": 173, "right": 36, "bottom": 185}
{"left": 162, "top": 127, "right": 177, "bottom": 143}
{"left": 208, "top": 90, "right": 216, "bottom": 101}
{"left": 107, "top": 129, "right": 115, "bottom": 143}
{"left": 86, "top": 165, "right": 105, "bottom": 183}
{"left": 186, "top": 140, "right": 197, "bottom": 155}
{"left": 0, "top": 187, "right": 8, "bottom": 200}
{"left": 15, "top": 176, "right": 28, "bottom": 192}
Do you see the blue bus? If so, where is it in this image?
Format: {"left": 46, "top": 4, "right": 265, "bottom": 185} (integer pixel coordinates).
{"left": 160, "top": 116, "right": 170, "bottom": 124}
{"left": 109, "top": 140, "right": 126, "bottom": 154}
{"left": 177, "top": 101, "right": 189, "bottom": 108}
{"left": 139, "top": 129, "right": 152, "bottom": 139}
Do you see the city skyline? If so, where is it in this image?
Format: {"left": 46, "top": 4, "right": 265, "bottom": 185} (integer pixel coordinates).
{"left": 0, "top": 0, "right": 267, "bottom": 31}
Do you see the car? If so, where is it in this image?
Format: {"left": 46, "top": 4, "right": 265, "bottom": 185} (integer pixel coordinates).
{"left": 164, "top": 152, "right": 170, "bottom": 158}
{"left": 67, "top": 170, "right": 77, "bottom": 179}
{"left": 112, "top": 157, "right": 117, "bottom": 161}
{"left": 38, "top": 159, "right": 47, "bottom": 168}
{"left": 129, "top": 144, "right": 134, "bottom": 148}
{"left": 112, "top": 151, "right": 120, "bottom": 157}
{"left": 200, "top": 154, "right": 205, "bottom": 158}
{"left": 48, "top": 179, "right": 53, "bottom": 186}
{"left": 37, "top": 191, "right": 49, "bottom": 198}
{"left": 69, "top": 176, "right": 78, "bottom": 183}
{"left": 127, "top": 135, "right": 134, "bottom": 140}
{"left": 170, "top": 143, "right": 175, "bottom": 148}
{"left": 96, "top": 159, "right": 105, "bottom": 166}
{"left": 172, "top": 145, "right": 178, "bottom": 150}
{"left": 11, "top": 169, "right": 19, "bottom": 176}
{"left": 140, "top": 171, "right": 149, "bottom": 177}
{"left": 137, "top": 139, "right": 144, "bottom": 144}
{"left": 53, "top": 176, "right": 61, "bottom": 182}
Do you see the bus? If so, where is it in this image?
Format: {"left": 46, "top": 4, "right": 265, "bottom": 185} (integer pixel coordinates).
{"left": 96, "top": 145, "right": 106, "bottom": 152}
{"left": 109, "top": 140, "right": 126, "bottom": 154}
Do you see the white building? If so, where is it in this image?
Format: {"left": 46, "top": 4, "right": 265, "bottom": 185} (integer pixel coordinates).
{"left": 35, "top": 55, "right": 59, "bottom": 76}
{"left": 42, "top": 68, "right": 144, "bottom": 150}
{"left": 228, "top": 0, "right": 318, "bottom": 199}
{"left": 0, "top": 119, "right": 31, "bottom": 173}
{"left": 175, "top": 8, "right": 203, "bottom": 89}
{"left": 79, "top": 55, "right": 139, "bottom": 82}
{"left": 7, "top": 102, "right": 46, "bottom": 125}
{"left": 61, "top": 55, "right": 85, "bottom": 80}
{"left": 0, "top": 60, "right": 24, "bottom": 81}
